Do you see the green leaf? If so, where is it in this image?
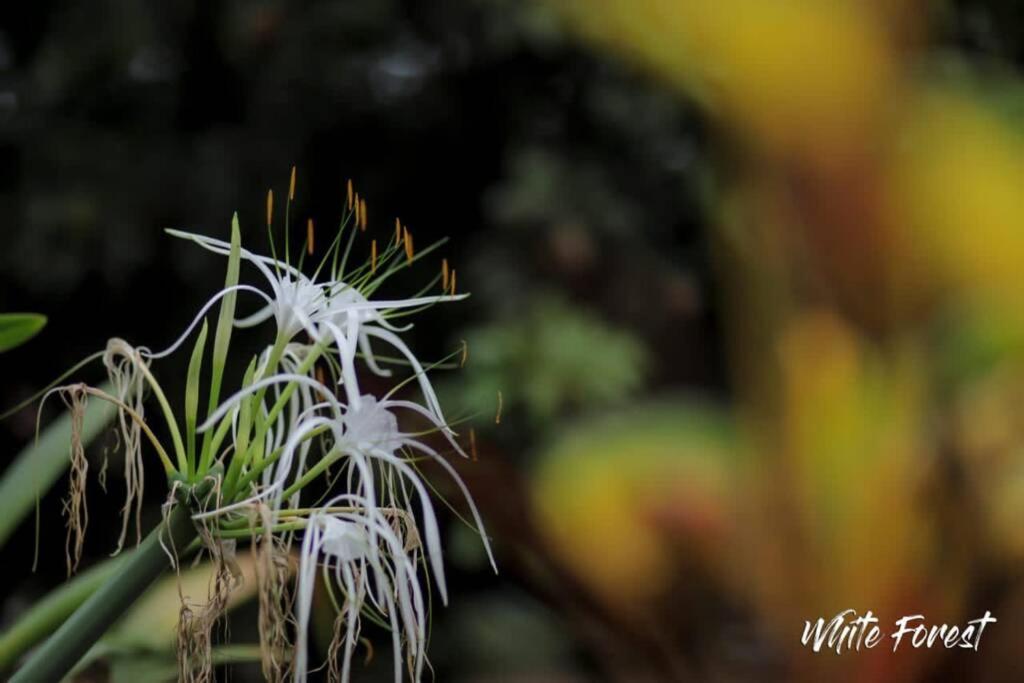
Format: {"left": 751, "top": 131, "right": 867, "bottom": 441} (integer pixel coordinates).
{"left": 223, "top": 356, "right": 258, "bottom": 494}
{"left": 184, "top": 320, "right": 209, "bottom": 478}
{"left": 200, "top": 213, "right": 242, "bottom": 472}
{"left": 0, "top": 313, "right": 47, "bottom": 353}
{"left": 0, "top": 548, "right": 124, "bottom": 671}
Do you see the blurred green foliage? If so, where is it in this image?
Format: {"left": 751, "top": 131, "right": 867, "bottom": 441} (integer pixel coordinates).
{"left": 452, "top": 295, "right": 647, "bottom": 431}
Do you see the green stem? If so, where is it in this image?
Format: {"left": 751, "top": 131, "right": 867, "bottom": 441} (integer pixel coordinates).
{"left": 222, "top": 337, "right": 287, "bottom": 496}
{"left": 235, "top": 423, "right": 331, "bottom": 493}
{"left": 135, "top": 361, "right": 188, "bottom": 474}
{"left": 9, "top": 504, "right": 197, "bottom": 683}
{"left": 224, "top": 341, "right": 327, "bottom": 500}
{"left": 281, "top": 447, "right": 341, "bottom": 501}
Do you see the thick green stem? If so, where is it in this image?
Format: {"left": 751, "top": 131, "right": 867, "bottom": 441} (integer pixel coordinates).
{"left": 9, "top": 504, "right": 197, "bottom": 683}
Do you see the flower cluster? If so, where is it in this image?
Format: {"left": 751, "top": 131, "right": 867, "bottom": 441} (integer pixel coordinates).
{"left": 52, "top": 173, "right": 493, "bottom": 682}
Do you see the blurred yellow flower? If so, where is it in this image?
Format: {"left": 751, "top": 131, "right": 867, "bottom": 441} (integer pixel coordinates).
{"left": 886, "top": 89, "right": 1024, "bottom": 307}
{"left": 531, "top": 403, "right": 739, "bottom": 609}
{"left": 555, "top": 0, "right": 895, "bottom": 155}
{"left": 761, "top": 313, "right": 942, "bottom": 622}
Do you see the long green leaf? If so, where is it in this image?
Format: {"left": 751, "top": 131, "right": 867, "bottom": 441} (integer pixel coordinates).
{"left": 184, "top": 320, "right": 209, "bottom": 478}
{"left": 0, "top": 552, "right": 125, "bottom": 672}
{"left": 0, "top": 314, "right": 47, "bottom": 353}
{"left": 200, "top": 214, "right": 241, "bottom": 472}
{"left": 8, "top": 505, "right": 198, "bottom": 683}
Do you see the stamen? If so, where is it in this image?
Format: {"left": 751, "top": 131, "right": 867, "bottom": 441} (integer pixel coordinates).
{"left": 354, "top": 192, "right": 360, "bottom": 222}
{"left": 442, "top": 259, "right": 449, "bottom": 291}
{"left": 450, "top": 268, "right": 456, "bottom": 295}
{"left": 307, "top": 218, "right": 315, "bottom": 256}
{"left": 371, "top": 239, "right": 378, "bottom": 274}
{"left": 403, "top": 228, "right": 414, "bottom": 264}
{"left": 359, "top": 198, "right": 368, "bottom": 232}
{"left": 289, "top": 166, "right": 297, "bottom": 201}
{"left": 266, "top": 189, "right": 274, "bottom": 227}
{"left": 394, "top": 218, "right": 402, "bottom": 244}
{"left": 469, "top": 428, "right": 478, "bottom": 462}
{"left": 347, "top": 179, "right": 354, "bottom": 211}
{"left": 495, "top": 391, "right": 503, "bottom": 424}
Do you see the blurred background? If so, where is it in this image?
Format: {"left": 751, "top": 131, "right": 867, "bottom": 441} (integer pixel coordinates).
{"left": 3, "top": 0, "right": 1024, "bottom": 680}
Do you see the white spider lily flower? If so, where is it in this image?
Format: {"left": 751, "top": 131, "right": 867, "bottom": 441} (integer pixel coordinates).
{"left": 315, "top": 287, "right": 468, "bottom": 433}
{"left": 166, "top": 229, "right": 327, "bottom": 342}
{"left": 165, "top": 220, "right": 494, "bottom": 681}
{"left": 248, "top": 392, "right": 446, "bottom": 599}
{"left": 238, "top": 274, "right": 326, "bottom": 341}
{"left": 337, "top": 398, "right": 499, "bottom": 626}
{"left": 200, "top": 375, "right": 493, "bottom": 585}
{"left": 168, "top": 227, "right": 466, "bottom": 436}
{"left": 294, "top": 497, "right": 428, "bottom": 683}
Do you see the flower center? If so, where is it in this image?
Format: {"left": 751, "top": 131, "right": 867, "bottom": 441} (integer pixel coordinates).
{"left": 318, "top": 517, "right": 370, "bottom": 562}
{"left": 275, "top": 277, "right": 324, "bottom": 337}
{"left": 343, "top": 395, "right": 400, "bottom": 453}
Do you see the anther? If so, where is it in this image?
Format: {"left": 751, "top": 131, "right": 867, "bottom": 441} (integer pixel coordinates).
{"left": 403, "top": 227, "right": 414, "bottom": 264}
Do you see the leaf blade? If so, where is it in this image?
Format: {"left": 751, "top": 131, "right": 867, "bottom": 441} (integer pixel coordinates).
{"left": 199, "top": 214, "right": 241, "bottom": 473}
{"left": 0, "top": 313, "right": 47, "bottom": 353}
{"left": 184, "top": 320, "right": 209, "bottom": 478}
